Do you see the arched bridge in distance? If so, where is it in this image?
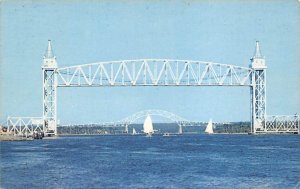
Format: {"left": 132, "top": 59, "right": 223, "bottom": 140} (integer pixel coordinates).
{"left": 74, "top": 109, "right": 204, "bottom": 134}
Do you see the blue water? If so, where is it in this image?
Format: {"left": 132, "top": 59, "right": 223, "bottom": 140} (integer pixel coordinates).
{"left": 1, "top": 134, "right": 300, "bottom": 189}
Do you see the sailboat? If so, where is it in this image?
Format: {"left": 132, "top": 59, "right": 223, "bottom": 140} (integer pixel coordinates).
{"left": 132, "top": 128, "right": 137, "bottom": 135}
{"left": 143, "top": 114, "right": 154, "bottom": 137}
{"left": 205, "top": 119, "right": 214, "bottom": 134}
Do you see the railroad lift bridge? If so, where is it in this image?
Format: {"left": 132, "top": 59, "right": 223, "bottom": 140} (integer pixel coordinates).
{"left": 7, "top": 41, "right": 300, "bottom": 135}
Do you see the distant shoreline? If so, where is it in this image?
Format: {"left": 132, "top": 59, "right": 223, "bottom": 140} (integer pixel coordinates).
{"left": 58, "top": 132, "right": 250, "bottom": 136}
{"left": 0, "top": 135, "right": 33, "bottom": 141}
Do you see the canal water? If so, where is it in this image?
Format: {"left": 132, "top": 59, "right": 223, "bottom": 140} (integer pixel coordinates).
{"left": 1, "top": 134, "right": 300, "bottom": 188}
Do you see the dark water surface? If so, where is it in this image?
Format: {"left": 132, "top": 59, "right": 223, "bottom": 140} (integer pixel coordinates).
{"left": 1, "top": 134, "right": 300, "bottom": 189}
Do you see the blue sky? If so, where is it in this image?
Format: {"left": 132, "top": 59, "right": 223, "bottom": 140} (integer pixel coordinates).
{"left": 1, "top": 0, "right": 299, "bottom": 124}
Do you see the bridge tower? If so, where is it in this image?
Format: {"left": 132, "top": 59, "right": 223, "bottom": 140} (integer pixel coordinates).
{"left": 42, "top": 40, "right": 58, "bottom": 135}
{"left": 250, "top": 41, "right": 267, "bottom": 133}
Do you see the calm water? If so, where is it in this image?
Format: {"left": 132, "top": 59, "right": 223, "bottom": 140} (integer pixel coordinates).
{"left": 1, "top": 134, "right": 300, "bottom": 189}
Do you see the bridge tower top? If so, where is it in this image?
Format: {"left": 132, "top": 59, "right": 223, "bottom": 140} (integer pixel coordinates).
{"left": 251, "top": 41, "right": 266, "bottom": 69}
{"left": 42, "top": 40, "right": 57, "bottom": 69}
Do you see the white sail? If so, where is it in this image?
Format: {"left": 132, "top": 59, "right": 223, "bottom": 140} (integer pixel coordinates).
{"left": 205, "top": 119, "right": 214, "bottom": 134}
{"left": 143, "top": 114, "right": 154, "bottom": 135}
{"left": 132, "top": 128, "right": 137, "bottom": 135}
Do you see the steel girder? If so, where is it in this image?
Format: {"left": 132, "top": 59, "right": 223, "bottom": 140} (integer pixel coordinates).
{"left": 56, "top": 59, "right": 253, "bottom": 87}
{"left": 7, "top": 117, "right": 44, "bottom": 136}
{"left": 263, "top": 115, "right": 299, "bottom": 133}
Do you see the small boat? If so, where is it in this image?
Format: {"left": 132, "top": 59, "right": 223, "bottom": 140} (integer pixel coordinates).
{"left": 205, "top": 119, "right": 214, "bottom": 134}
{"left": 163, "top": 132, "right": 177, "bottom": 137}
{"left": 143, "top": 114, "right": 154, "bottom": 137}
{"left": 33, "top": 131, "right": 44, "bottom": 139}
{"left": 163, "top": 133, "right": 170, "bottom": 137}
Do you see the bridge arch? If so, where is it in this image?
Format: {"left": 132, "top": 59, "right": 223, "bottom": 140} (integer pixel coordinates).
{"left": 121, "top": 109, "right": 189, "bottom": 125}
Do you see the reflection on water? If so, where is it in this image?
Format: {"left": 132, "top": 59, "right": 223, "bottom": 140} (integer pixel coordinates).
{"left": 1, "top": 134, "right": 300, "bottom": 188}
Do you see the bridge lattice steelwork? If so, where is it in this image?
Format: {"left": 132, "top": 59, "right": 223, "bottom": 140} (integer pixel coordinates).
{"left": 56, "top": 59, "right": 253, "bottom": 87}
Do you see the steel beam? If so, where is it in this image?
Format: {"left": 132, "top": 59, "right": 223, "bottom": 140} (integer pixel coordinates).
{"left": 56, "top": 60, "right": 253, "bottom": 87}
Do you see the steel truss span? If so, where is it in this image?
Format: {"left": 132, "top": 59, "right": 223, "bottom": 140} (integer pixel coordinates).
{"left": 7, "top": 117, "right": 44, "bottom": 136}
{"left": 264, "top": 115, "right": 300, "bottom": 133}
{"left": 57, "top": 59, "right": 253, "bottom": 87}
